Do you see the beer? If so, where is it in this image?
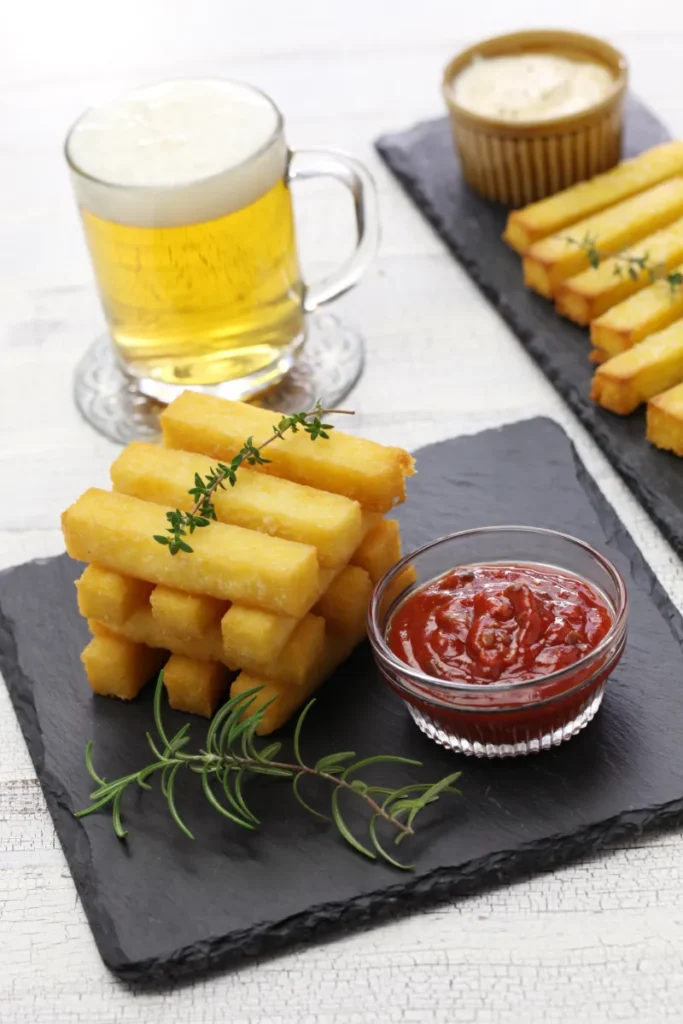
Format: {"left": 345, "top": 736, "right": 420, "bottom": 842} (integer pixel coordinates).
{"left": 67, "top": 80, "right": 304, "bottom": 397}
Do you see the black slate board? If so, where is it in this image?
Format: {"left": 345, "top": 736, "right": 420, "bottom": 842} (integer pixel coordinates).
{"left": 3, "top": 418, "right": 683, "bottom": 983}
{"left": 375, "top": 97, "right": 683, "bottom": 561}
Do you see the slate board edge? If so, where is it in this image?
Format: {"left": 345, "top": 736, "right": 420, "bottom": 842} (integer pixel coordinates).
{"left": 375, "top": 117, "right": 683, "bottom": 565}
{"left": 3, "top": 418, "right": 683, "bottom": 983}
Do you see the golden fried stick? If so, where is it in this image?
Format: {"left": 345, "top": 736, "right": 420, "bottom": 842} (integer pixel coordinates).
{"left": 112, "top": 441, "right": 365, "bottom": 570}
{"left": 504, "top": 142, "right": 683, "bottom": 252}
{"left": 523, "top": 179, "right": 683, "bottom": 298}
{"left": 591, "top": 321, "right": 683, "bottom": 414}
{"left": 63, "top": 488, "right": 320, "bottom": 617}
{"left": 161, "top": 392, "right": 415, "bottom": 513}
{"left": 647, "top": 381, "right": 683, "bottom": 456}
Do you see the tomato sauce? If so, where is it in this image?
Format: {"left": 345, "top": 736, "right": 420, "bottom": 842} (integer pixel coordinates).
{"left": 384, "top": 563, "right": 620, "bottom": 751}
{"left": 388, "top": 564, "right": 613, "bottom": 686}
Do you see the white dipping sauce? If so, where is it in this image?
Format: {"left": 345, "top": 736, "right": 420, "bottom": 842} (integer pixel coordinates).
{"left": 452, "top": 53, "right": 614, "bottom": 122}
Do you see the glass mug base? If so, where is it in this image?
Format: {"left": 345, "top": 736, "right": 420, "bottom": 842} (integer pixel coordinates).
{"left": 129, "top": 329, "right": 304, "bottom": 406}
{"left": 73, "top": 309, "right": 365, "bottom": 444}
{"left": 405, "top": 686, "right": 606, "bottom": 759}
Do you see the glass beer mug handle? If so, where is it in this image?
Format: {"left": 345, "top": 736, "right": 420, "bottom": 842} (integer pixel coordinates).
{"left": 287, "top": 149, "right": 379, "bottom": 314}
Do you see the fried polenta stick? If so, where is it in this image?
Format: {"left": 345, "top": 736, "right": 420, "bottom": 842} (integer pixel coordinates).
{"left": 150, "top": 586, "right": 227, "bottom": 640}
{"left": 161, "top": 392, "right": 415, "bottom": 513}
{"left": 76, "top": 564, "right": 153, "bottom": 626}
{"left": 63, "top": 488, "right": 320, "bottom": 617}
{"left": 229, "top": 565, "right": 419, "bottom": 735}
{"left": 590, "top": 271, "right": 683, "bottom": 357}
{"left": 647, "top": 382, "right": 683, "bottom": 455}
{"left": 523, "top": 178, "right": 683, "bottom": 299}
{"left": 76, "top": 531, "right": 372, "bottom": 651}
{"left": 591, "top": 321, "right": 683, "bottom": 414}
{"left": 75, "top": 513, "right": 390, "bottom": 670}
{"left": 230, "top": 621, "right": 366, "bottom": 735}
{"left": 350, "top": 518, "right": 401, "bottom": 583}
{"left": 89, "top": 608, "right": 225, "bottom": 663}
{"left": 81, "top": 632, "right": 165, "bottom": 700}
{"left": 225, "top": 520, "right": 401, "bottom": 671}
{"left": 555, "top": 218, "right": 683, "bottom": 325}
{"left": 220, "top": 513, "right": 380, "bottom": 666}
{"left": 94, "top": 606, "right": 327, "bottom": 687}
{"left": 163, "top": 655, "right": 231, "bottom": 717}
{"left": 504, "top": 142, "right": 683, "bottom": 253}
{"left": 111, "top": 441, "right": 364, "bottom": 570}
{"left": 313, "top": 565, "right": 373, "bottom": 636}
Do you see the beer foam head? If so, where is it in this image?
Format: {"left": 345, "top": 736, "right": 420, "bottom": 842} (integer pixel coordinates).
{"left": 67, "top": 79, "right": 287, "bottom": 227}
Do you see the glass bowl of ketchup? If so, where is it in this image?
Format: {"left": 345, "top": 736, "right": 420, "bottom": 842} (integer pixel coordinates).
{"left": 368, "top": 526, "right": 628, "bottom": 758}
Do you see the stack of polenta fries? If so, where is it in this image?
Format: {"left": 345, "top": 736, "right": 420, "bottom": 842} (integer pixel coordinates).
{"left": 61, "top": 393, "right": 415, "bottom": 735}
{"left": 504, "top": 140, "right": 683, "bottom": 455}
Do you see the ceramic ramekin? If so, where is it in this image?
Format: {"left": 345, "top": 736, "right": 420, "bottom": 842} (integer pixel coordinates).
{"left": 442, "top": 30, "right": 628, "bottom": 206}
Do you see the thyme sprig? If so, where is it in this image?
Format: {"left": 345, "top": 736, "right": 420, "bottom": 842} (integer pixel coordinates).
{"left": 76, "top": 675, "right": 461, "bottom": 870}
{"left": 564, "top": 232, "right": 683, "bottom": 294}
{"left": 154, "top": 402, "right": 354, "bottom": 556}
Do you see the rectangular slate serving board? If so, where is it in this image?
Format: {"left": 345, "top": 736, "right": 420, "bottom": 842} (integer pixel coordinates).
{"left": 3, "top": 417, "right": 683, "bottom": 984}
{"left": 375, "top": 97, "right": 683, "bottom": 560}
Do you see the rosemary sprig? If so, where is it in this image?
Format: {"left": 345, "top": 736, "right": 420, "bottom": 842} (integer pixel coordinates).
{"left": 563, "top": 232, "right": 683, "bottom": 294}
{"left": 153, "top": 402, "right": 353, "bottom": 555}
{"left": 76, "top": 674, "right": 461, "bottom": 870}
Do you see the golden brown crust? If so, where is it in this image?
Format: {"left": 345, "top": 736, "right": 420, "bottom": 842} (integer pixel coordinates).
{"left": 590, "top": 372, "right": 639, "bottom": 415}
{"left": 646, "top": 383, "right": 683, "bottom": 456}
{"left": 590, "top": 274, "right": 683, "bottom": 357}
{"left": 591, "top": 322, "right": 683, "bottom": 414}
{"left": 161, "top": 392, "right": 415, "bottom": 514}
{"left": 523, "top": 179, "right": 683, "bottom": 299}
{"left": 163, "top": 656, "right": 231, "bottom": 718}
{"left": 504, "top": 142, "right": 683, "bottom": 253}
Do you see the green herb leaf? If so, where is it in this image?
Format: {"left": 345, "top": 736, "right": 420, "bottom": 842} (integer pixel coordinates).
{"left": 75, "top": 676, "right": 460, "bottom": 870}
{"left": 292, "top": 770, "right": 331, "bottom": 821}
{"left": 564, "top": 235, "right": 683, "bottom": 297}
{"left": 331, "top": 787, "right": 375, "bottom": 860}
{"left": 201, "top": 764, "right": 254, "bottom": 829}
{"left": 84, "top": 741, "right": 106, "bottom": 786}
{"left": 111, "top": 789, "right": 128, "bottom": 839}
{"left": 153, "top": 404, "right": 355, "bottom": 557}
{"left": 369, "top": 815, "right": 412, "bottom": 870}
{"left": 166, "top": 763, "right": 193, "bottom": 840}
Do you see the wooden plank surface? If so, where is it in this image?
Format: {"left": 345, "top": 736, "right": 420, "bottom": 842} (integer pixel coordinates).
{"left": 3, "top": 2, "right": 683, "bottom": 1020}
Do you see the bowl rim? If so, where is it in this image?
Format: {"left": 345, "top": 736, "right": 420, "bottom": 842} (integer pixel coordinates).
{"left": 368, "top": 524, "right": 629, "bottom": 696}
{"left": 442, "top": 28, "right": 628, "bottom": 134}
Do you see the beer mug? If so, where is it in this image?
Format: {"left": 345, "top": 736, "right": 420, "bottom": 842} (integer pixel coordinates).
{"left": 65, "top": 79, "right": 378, "bottom": 405}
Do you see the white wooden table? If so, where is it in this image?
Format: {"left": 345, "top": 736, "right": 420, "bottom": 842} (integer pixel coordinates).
{"left": 3, "top": 3, "right": 683, "bottom": 1020}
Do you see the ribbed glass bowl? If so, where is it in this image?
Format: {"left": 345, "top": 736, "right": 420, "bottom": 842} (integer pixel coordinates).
{"left": 368, "top": 526, "right": 628, "bottom": 758}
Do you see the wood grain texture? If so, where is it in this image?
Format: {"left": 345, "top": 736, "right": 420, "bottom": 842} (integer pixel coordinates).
{"left": 3, "top": 1, "right": 683, "bottom": 1020}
